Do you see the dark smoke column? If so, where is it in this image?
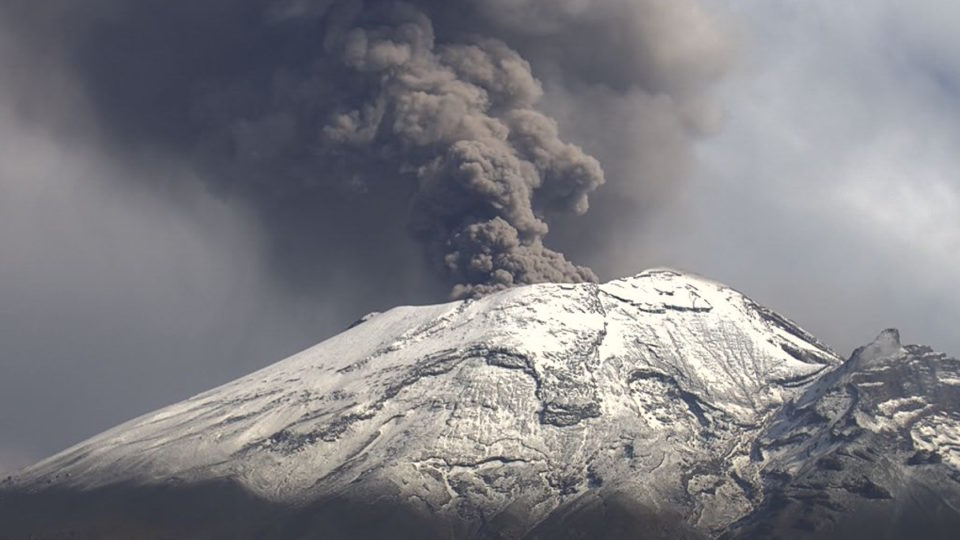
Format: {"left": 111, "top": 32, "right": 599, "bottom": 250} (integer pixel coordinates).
{"left": 321, "top": 3, "right": 605, "bottom": 298}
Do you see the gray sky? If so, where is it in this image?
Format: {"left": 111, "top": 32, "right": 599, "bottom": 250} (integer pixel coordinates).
{"left": 646, "top": 0, "right": 960, "bottom": 357}
{"left": 1, "top": 0, "right": 958, "bottom": 474}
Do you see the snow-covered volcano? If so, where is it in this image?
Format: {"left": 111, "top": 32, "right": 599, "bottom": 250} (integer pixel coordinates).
{"left": 3, "top": 270, "right": 959, "bottom": 539}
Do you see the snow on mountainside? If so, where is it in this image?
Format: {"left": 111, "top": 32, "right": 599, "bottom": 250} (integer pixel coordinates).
{"left": 2, "top": 269, "right": 959, "bottom": 539}
{"left": 724, "top": 329, "right": 960, "bottom": 539}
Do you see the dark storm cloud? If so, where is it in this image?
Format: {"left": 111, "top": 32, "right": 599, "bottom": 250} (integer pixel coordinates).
{"left": 3, "top": 0, "right": 729, "bottom": 298}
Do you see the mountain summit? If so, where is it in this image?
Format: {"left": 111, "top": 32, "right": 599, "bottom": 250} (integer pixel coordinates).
{"left": 3, "top": 270, "right": 959, "bottom": 539}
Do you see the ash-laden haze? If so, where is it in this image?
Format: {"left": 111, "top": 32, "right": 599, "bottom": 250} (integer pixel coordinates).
{"left": 6, "top": 0, "right": 729, "bottom": 298}
{"left": 0, "top": 0, "right": 731, "bottom": 473}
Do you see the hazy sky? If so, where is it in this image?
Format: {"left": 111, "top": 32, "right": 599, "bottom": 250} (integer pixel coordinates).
{"left": 652, "top": 0, "right": 960, "bottom": 357}
{"left": 1, "top": 0, "right": 958, "bottom": 474}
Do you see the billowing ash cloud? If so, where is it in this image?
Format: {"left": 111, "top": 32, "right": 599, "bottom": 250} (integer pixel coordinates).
{"left": 318, "top": 3, "right": 604, "bottom": 297}
{"left": 7, "top": 0, "right": 730, "bottom": 299}
{"left": 193, "top": 1, "right": 606, "bottom": 298}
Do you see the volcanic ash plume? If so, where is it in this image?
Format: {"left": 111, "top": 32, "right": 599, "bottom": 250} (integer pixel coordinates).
{"left": 319, "top": 3, "right": 604, "bottom": 297}
{"left": 11, "top": 0, "right": 730, "bottom": 300}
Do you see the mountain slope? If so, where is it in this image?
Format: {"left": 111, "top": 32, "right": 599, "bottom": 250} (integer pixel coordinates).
{"left": 2, "top": 269, "right": 957, "bottom": 539}
{"left": 723, "top": 329, "right": 960, "bottom": 539}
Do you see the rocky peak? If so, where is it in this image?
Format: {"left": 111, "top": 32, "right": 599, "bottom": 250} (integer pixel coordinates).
{"left": 853, "top": 328, "right": 906, "bottom": 368}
